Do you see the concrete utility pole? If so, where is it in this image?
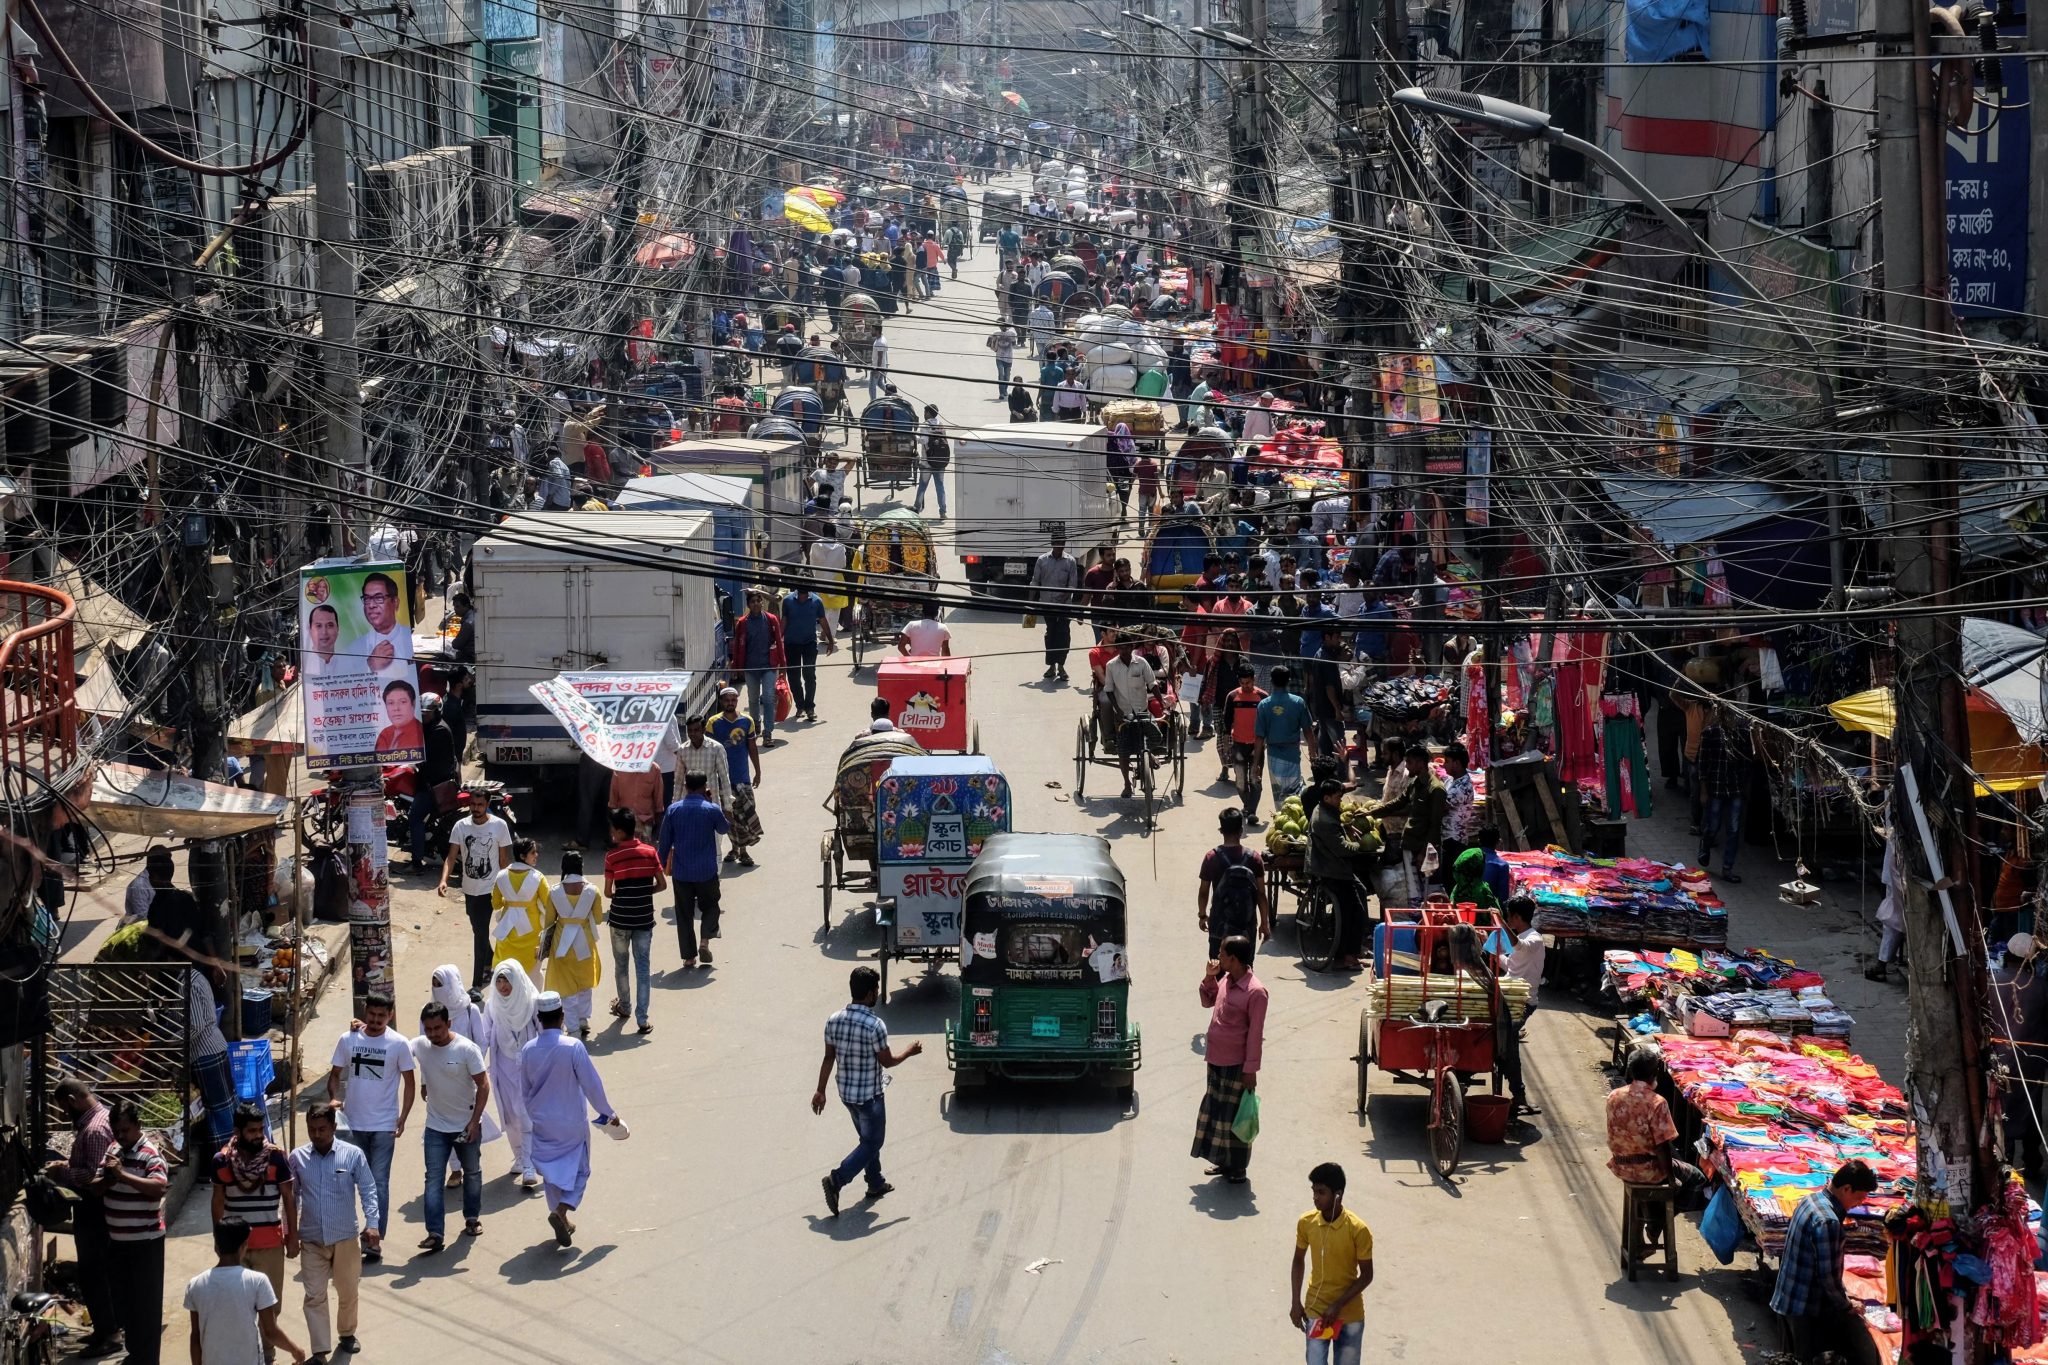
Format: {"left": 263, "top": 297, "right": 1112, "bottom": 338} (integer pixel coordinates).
{"left": 308, "top": 0, "right": 390, "bottom": 1014}
{"left": 1874, "top": 0, "right": 1998, "bottom": 1252}
{"left": 2030, "top": 0, "right": 2048, "bottom": 331}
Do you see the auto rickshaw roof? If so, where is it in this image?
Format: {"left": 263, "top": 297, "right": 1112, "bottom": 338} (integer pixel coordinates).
{"left": 883, "top": 754, "right": 1000, "bottom": 780}
{"left": 966, "top": 833, "right": 1124, "bottom": 902}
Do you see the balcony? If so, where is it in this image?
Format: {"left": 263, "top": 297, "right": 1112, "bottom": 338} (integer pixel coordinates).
{"left": 0, "top": 581, "right": 79, "bottom": 788}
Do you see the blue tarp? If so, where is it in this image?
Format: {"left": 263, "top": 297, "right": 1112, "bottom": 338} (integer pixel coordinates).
{"left": 1625, "top": 0, "right": 1709, "bottom": 61}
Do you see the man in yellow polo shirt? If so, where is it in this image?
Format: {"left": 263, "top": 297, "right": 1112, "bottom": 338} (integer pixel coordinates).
{"left": 1290, "top": 1161, "right": 1374, "bottom": 1364}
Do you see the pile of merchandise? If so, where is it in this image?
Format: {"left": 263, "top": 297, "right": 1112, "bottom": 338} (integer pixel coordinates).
{"left": 1602, "top": 948, "right": 1821, "bottom": 1004}
{"left": 1657, "top": 1031, "right": 1913, "bottom": 1257}
{"left": 1263, "top": 794, "right": 1382, "bottom": 858}
{"left": 1507, "top": 851, "right": 1728, "bottom": 947}
{"left": 1361, "top": 674, "right": 1454, "bottom": 722}
{"left": 1605, "top": 949, "right": 1851, "bottom": 1041}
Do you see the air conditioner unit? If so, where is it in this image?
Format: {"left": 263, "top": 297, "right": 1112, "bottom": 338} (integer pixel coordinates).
{"left": 252, "top": 190, "right": 318, "bottom": 319}
{"left": 359, "top": 161, "right": 402, "bottom": 282}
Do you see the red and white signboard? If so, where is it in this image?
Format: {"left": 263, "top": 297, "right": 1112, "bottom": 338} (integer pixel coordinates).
{"left": 529, "top": 671, "right": 693, "bottom": 771}
{"left": 880, "top": 863, "right": 971, "bottom": 946}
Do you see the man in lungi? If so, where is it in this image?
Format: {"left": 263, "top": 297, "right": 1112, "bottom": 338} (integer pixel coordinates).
{"left": 1193, "top": 936, "right": 1268, "bottom": 1184}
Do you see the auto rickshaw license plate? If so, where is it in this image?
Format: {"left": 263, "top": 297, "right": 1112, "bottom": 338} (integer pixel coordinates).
{"left": 1031, "top": 1016, "right": 1061, "bottom": 1038}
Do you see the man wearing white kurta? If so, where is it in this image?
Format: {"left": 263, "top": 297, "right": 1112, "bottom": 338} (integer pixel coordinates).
{"left": 520, "top": 992, "right": 623, "bottom": 1248}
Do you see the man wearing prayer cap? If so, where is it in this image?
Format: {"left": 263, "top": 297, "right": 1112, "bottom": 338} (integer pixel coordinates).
{"left": 519, "top": 990, "right": 623, "bottom": 1247}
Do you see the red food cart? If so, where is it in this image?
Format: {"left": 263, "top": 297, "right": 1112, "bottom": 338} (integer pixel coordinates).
{"left": 876, "top": 657, "right": 977, "bottom": 754}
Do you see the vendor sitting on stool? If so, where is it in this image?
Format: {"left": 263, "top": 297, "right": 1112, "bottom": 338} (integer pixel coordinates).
{"left": 1605, "top": 1048, "right": 1708, "bottom": 1236}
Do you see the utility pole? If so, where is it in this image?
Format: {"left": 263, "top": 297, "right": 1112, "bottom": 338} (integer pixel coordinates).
{"left": 308, "top": 0, "right": 389, "bottom": 1014}
{"left": 1874, "top": 0, "right": 1998, "bottom": 1254}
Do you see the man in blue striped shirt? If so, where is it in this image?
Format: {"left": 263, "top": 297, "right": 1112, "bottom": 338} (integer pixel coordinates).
{"left": 289, "top": 1103, "right": 379, "bottom": 1363}
{"left": 1770, "top": 1159, "right": 1879, "bottom": 1365}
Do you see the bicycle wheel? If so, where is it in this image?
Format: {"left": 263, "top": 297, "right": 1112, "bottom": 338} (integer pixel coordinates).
{"left": 1297, "top": 887, "right": 1334, "bottom": 970}
{"left": 1074, "top": 718, "right": 1089, "bottom": 797}
{"left": 1428, "top": 1071, "right": 1466, "bottom": 1180}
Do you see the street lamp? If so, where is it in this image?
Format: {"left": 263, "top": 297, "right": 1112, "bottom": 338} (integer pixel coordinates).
{"left": 1389, "top": 85, "right": 1847, "bottom": 595}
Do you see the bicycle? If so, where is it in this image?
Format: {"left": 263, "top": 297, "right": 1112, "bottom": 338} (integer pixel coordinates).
{"left": 2, "top": 1290, "right": 82, "bottom": 1365}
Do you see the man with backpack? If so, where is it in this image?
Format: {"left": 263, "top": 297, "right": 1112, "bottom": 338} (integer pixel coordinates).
{"left": 913, "top": 404, "right": 950, "bottom": 519}
{"left": 1197, "top": 808, "right": 1272, "bottom": 958}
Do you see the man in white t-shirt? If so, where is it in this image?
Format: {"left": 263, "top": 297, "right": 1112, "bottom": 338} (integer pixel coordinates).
{"left": 437, "top": 791, "right": 513, "bottom": 988}
{"left": 895, "top": 615, "right": 952, "bottom": 659}
{"left": 323, "top": 992, "right": 415, "bottom": 1260}
{"left": 186, "top": 1219, "right": 305, "bottom": 1364}
{"left": 1102, "top": 638, "right": 1161, "bottom": 798}
{"left": 410, "top": 1002, "right": 490, "bottom": 1252}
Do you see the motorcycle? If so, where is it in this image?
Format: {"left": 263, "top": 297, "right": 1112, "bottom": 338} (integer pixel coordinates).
{"left": 300, "top": 776, "right": 517, "bottom": 865}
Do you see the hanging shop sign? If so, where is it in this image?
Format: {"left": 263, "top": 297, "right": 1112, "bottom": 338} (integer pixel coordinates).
{"left": 299, "top": 560, "right": 421, "bottom": 768}
{"left": 528, "top": 671, "right": 693, "bottom": 771}
{"left": 1946, "top": 46, "right": 2029, "bottom": 317}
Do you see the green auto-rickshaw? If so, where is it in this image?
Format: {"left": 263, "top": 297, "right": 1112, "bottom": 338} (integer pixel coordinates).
{"left": 947, "top": 833, "right": 1141, "bottom": 1100}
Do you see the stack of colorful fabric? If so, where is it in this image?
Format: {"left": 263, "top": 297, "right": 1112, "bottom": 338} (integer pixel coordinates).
{"left": 1508, "top": 851, "right": 1728, "bottom": 948}
{"left": 1601, "top": 948, "right": 1822, "bottom": 1004}
{"left": 1656, "top": 1031, "right": 1913, "bottom": 1257}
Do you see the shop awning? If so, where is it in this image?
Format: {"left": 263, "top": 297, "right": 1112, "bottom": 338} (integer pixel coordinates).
{"left": 1600, "top": 476, "right": 1815, "bottom": 546}
{"left": 86, "top": 763, "right": 288, "bottom": 838}
{"left": 1827, "top": 687, "right": 2044, "bottom": 795}
{"left": 51, "top": 557, "right": 151, "bottom": 656}
{"left": 226, "top": 686, "right": 306, "bottom": 754}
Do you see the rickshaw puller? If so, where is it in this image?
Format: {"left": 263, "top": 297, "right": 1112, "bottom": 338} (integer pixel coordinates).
{"left": 1103, "top": 638, "right": 1163, "bottom": 798}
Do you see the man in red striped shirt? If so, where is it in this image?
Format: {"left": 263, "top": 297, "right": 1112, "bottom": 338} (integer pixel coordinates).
{"left": 98, "top": 1100, "right": 169, "bottom": 1365}
{"left": 603, "top": 810, "right": 665, "bottom": 1035}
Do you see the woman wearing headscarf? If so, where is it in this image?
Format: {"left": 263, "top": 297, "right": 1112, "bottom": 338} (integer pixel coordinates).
{"left": 1106, "top": 423, "right": 1137, "bottom": 520}
{"left": 482, "top": 960, "right": 541, "bottom": 1187}
{"left": 541, "top": 852, "right": 605, "bottom": 1038}
{"left": 1447, "top": 847, "right": 1501, "bottom": 910}
{"left": 489, "top": 839, "right": 549, "bottom": 976}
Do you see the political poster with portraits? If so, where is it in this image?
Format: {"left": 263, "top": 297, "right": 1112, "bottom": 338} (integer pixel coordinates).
{"left": 299, "top": 560, "right": 422, "bottom": 767}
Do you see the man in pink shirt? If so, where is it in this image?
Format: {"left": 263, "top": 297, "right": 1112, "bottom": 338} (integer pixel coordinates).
{"left": 1193, "top": 936, "right": 1268, "bottom": 1184}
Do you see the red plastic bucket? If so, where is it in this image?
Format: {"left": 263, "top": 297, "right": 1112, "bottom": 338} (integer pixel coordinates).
{"left": 1466, "top": 1093, "right": 1514, "bottom": 1144}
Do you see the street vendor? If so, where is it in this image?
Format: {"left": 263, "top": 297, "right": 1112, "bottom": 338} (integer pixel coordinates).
{"left": 1605, "top": 1049, "right": 1708, "bottom": 1212}
{"left": 1305, "top": 778, "right": 1371, "bottom": 972}
{"left": 1369, "top": 743, "right": 1446, "bottom": 909}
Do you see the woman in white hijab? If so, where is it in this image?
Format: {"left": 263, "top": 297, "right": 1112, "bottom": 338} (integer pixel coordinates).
{"left": 481, "top": 959, "right": 542, "bottom": 1187}
{"left": 429, "top": 964, "right": 501, "bottom": 1180}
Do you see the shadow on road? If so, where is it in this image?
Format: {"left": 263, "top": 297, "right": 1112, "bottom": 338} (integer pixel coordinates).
{"left": 805, "top": 1209, "right": 910, "bottom": 1239}
{"left": 1187, "top": 1179, "right": 1260, "bottom": 1220}
{"left": 939, "top": 1080, "right": 1132, "bottom": 1134}
{"left": 499, "top": 1241, "right": 616, "bottom": 1282}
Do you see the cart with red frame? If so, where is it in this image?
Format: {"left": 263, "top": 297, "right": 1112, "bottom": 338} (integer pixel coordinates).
{"left": 876, "top": 656, "right": 979, "bottom": 755}
{"left": 1356, "top": 902, "right": 1508, "bottom": 1181}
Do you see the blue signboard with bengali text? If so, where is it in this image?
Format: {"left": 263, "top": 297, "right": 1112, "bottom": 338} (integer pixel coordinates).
{"left": 1946, "top": 45, "right": 2029, "bottom": 317}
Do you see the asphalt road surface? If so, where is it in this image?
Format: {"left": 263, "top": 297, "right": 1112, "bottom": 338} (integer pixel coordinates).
{"left": 161, "top": 181, "right": 1772, "bottom": 1365}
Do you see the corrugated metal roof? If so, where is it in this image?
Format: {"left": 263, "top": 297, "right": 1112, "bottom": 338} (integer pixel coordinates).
{"left": 1599, "top": 475, "right": 1815, "bottom": 545}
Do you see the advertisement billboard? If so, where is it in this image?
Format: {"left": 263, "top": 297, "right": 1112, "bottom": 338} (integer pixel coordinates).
{"left": 299, "top": 560, "right": 421, "bottom": 768}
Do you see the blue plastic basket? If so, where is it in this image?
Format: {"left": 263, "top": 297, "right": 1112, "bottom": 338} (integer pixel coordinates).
{"left": 228, "top": 1039, "right": 275, "bottom": 1101}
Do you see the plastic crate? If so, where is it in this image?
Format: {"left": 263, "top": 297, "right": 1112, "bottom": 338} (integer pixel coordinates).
{"left": 228, "top": 1039, "right": 275, "bottom": 1101}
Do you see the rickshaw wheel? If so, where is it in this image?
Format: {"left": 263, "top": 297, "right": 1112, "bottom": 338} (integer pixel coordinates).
{"left": 970, "top": 720, "right": 982, "bottom": 755}
{"left": 1355, "top": 1016, "right": 1371, "bottom": 1112}
{"left": 877, "top": 950, "right": 890, "bottom": 1003}
{"left": 1428, "top": 1073, "right": 1466, "bottom": 1180}
{"left": 1073, "top": 718, "right": 1089, "bottom": 797}
{"left": 819, "top": 833, "right": 836, "bottom": 929}
{"left": 850, "top": 624, "right": 866, "bottom": 671}
{"left": 1171, "top": 732, "right": 1187, "bottom": 802}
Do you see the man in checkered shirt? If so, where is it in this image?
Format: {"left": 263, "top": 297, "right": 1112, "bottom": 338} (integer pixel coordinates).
{"left": 811, "top": 966, "right": 922, "bottom": 1216}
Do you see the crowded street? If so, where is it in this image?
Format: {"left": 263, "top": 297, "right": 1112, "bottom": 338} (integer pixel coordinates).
{"left": 1, "top": 6, "right": 2042, "bottom": 1361}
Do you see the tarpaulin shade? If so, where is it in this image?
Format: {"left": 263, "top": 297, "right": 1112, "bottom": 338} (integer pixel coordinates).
{"left": 1625, "top": 0, "right": 1709, "bottom": 61}
{"left": 88, "top": 763, "right": 288, "bottom": 838}
{"left": 1827, "top": 688, "right": 2044, "bottom": 795}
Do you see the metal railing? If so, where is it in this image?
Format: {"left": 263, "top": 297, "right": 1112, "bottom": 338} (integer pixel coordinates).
{"left": 0, "top": 581, "right": 78, "bottom": 788}
{"left": 32, "top": 964, "right": 191, "bottom": 1159}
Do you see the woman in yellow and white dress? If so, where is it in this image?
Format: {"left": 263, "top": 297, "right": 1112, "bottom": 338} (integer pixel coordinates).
{"left": 489, "top": 838, "right": 550, "bottom": 977}
{"left": 540, "top": 851, "right": 605, "bottom": 1037}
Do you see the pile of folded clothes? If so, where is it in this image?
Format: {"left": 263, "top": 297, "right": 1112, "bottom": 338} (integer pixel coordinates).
{"left": 1602, "top": 949, "right": 1852, "bottom": 1041}
{"left": 1508, "top": 851, "right": 1728, "bottom": 947}
{"left": 1361, "top": 674, "right": 1454, "bottom": 721}
{"left": 1657, "top": 1030, "right": 1913, "bottom": 1257}
{"left": 1601, "top": 947, "right": 1822, "bottom": 1004}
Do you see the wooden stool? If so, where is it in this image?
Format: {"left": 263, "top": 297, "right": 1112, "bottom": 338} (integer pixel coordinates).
{"left": 1620, "top": 1181, "right": 1681, "bottom": 1281}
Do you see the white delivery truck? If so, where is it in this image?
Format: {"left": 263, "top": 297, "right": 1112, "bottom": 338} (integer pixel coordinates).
{"left": 469, "top": 511, "right": 724, "bottom": 795}
{"left": 953, "top": 422, "right": 1119, "bottom": 591}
